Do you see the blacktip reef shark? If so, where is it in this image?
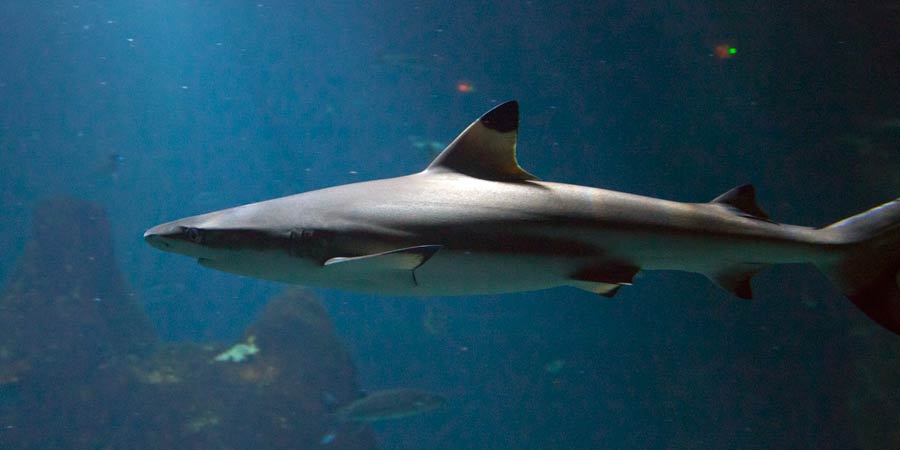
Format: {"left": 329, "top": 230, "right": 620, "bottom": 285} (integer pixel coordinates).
{"left": 145, "top": 101, "right": 900, "bottom": 335}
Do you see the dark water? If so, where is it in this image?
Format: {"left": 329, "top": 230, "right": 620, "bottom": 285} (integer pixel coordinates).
{"left": 1, "top": 1, "right": 899, "bottom": 449}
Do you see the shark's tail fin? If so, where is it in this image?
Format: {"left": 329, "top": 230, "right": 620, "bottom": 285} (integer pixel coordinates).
{"left": 816, "top": 198, "right": 900, "bottom": 335}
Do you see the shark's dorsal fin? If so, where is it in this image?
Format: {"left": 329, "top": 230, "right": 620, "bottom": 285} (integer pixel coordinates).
{"left": 710, "top": 184, "right": 773, "bottom": 222}
{"left": 424, "top": 101, "right": 539, "bottom": 181}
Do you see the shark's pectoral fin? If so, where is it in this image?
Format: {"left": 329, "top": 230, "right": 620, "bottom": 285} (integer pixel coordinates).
{"left": 704, "top": 264, "right": 768, "bottom": 299}
{"left": 324, "top": 245, "right": 442, "bottom": 286}
{"left": 423, "top": 101, "right": 538, "bottom": 182}
{"left": 570, "top": 263, "right": 640, "bottom": 298}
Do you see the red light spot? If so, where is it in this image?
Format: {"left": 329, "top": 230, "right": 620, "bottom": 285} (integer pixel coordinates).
{"left": 456, "top": 81, "right": 474, "bottom": 93}
{"left": 714, "top": 44, "right": 733, "bottom": 60}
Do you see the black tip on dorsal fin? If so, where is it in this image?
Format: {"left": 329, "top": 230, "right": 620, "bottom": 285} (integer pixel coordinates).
{"left": 424, "top": 101, "right": 538, "bottom": 182}
{"left": 711, "top": 184, "right": 773, "bottom": 222}
{"left": 480, "top": 100, "right": 518, "bottom": 133}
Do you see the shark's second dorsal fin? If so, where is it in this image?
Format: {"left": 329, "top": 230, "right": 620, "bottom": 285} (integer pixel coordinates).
{"left": 710, "top": 184, "right": 773, "bottom": 222}
{"left": 424, "top": 101, "right": 539, "bottom": 181}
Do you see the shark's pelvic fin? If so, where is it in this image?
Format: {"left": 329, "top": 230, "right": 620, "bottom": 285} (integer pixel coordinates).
{"left": 571, "top": 281, "right": 623, "bottom": 297}
{"left": 569, "top": 263, "right": 640, "bottom": 297}
{"left": 705, "top": 264, "right": 767, "bottom": 299}
{"left": 710, "top": 184, "right": 774, "bottom": 222}
{"left": 424, "top": 101, "right": 539, "bottom": 182}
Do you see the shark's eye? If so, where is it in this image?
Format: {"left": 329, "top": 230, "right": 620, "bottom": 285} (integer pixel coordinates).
{"left": 184, "top": 227, "right": 203, "bottom": 244}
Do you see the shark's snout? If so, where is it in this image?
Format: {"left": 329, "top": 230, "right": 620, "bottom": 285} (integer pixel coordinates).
{"left": 143, "top": 231, "right": 171, "bottom": 250}
{"left": 143, "top": 223, "right": 187, "bottom": 251}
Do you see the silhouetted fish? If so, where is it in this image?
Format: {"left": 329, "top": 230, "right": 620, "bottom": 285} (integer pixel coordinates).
{"left": 319, "top": 388, "right": 445, "bottom": 445}
{"left": 334, "top": 388, "right": 445, "bottom": 423}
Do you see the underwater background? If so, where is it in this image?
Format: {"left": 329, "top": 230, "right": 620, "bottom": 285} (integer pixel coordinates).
{"left": 1, "top": 1, "right": 899, "bottom": 449}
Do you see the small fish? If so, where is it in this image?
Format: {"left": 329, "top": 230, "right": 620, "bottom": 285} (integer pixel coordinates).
{"left": 319, "top": 432, "right": 336, "bottom": 445}
{"left": 213, "top": 335, "right": 259, "bottom": 363}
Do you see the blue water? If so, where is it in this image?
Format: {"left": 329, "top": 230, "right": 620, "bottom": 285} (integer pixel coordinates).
{"left": 1, "top": 1, "right": 899, "bottom": 449}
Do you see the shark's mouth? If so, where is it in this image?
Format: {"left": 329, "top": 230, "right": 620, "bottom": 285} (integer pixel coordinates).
{"left": 198, "top": 257, "right": 243, "bottom": 273}
{"left": 144, "top": 234, "right": 172, "bottom": 250}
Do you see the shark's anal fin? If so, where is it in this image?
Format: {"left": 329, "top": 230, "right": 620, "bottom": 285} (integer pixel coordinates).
{"left": 570, "top": 263, "right": 640, "bottom": 298}
{"left": 424, "top": 101, "right": 538, "bottom": 182}
{"left": 710, "top": 184, "right": 775, "bottom": 223}
{"left": 324, "top": 245, "right": 442, "bottom": 286}
{"left": 705, "top": 264, "right": 767, "bottom": 299}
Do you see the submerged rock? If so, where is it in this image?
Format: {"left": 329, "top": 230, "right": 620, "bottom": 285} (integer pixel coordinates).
{"left": 0, "top": 197, "right": 156, "bottom": 448}
{"left": 114, "top": 289, "right": 374, "bottom": 450}
{"left": 0, "top": 197, "right": 156, "bottom": 364}
{"left": 0, "top": 198, "right": 374, "bottom": 450}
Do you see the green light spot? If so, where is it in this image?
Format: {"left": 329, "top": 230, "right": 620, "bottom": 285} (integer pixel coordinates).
{"left": 729, "top": 47, "right": 737, "bottom": 55}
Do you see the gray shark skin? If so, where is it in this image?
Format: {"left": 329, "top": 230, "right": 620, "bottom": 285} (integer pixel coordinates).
{"left": 145, "top": 101, "right": 900, "bottom": 335}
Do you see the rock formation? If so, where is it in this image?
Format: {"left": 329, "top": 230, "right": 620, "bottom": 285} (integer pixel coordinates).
{"left": 0, "top": 197, "right": 374, "bottom": 449}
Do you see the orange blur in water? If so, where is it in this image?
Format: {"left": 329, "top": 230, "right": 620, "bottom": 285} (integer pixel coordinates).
{"left": 456, "top": 81, "right": 474, "bottom": 93}
{"left": 714, "top": 44, "right": 734, "bottom": 60}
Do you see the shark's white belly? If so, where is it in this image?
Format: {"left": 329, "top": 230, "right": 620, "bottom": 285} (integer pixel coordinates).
{"left": 305, "top": 250, "right": 577, "bottom": 296}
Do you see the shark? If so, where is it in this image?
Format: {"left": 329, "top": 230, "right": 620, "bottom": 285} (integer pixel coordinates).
{"left": 145, "top": 101, "right": 900, "bottom": 335}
